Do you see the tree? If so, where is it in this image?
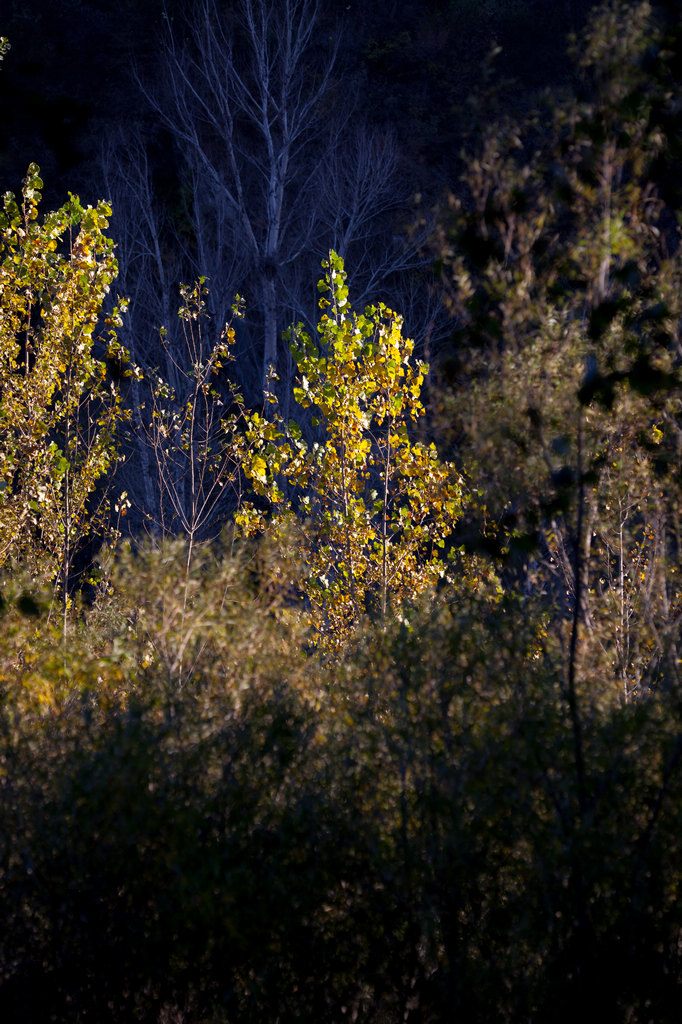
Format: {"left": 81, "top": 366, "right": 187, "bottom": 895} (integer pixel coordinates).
{"left": 0, "top": 163, "right": 130, "bottom": 628}
{"left": 99, "top": 126, "right": 251, "bottom": 530}
{"left": 135, "top": 0, "right": 428, "bottom": 399}
{"left": 238, "top": 252, "right": 466, "bottom": 647}
{"left": 431, "top": 0, "right": 682, "bottom": 703}
{"left": 136, "top": 280, "right": 258, "bottom": 581}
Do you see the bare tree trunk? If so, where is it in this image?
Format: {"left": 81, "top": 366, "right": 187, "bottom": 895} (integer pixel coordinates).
{"left": 261, "top": 270, "right": 279, "bottom": 391}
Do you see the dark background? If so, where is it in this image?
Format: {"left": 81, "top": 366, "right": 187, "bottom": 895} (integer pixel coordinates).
{"left": 0, "top": 0, "right": 601, "bottom": 209}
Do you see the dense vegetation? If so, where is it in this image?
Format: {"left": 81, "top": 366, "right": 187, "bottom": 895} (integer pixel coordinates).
{"left": 3, "top": 1, "right": 682, "bottom": 1021}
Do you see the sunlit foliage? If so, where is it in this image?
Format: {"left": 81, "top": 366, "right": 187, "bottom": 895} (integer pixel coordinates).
{"left": 238, "top": 252, "right": 465, "bottom": 647}
{"left": 0, "top": 164, "right": 131, "bottom": 622}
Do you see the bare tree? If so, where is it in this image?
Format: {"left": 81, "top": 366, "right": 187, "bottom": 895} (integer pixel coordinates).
{"left": 140, "top": 0, "right": 429, "bottom": 395}
{"left": 101, "top": 128, "right": 250, "bottom": 535}
{"left": 138, "top": 280, "right": 252, "bottom": 576}
{"left": 140, "top": 0, "right": 335, "bottom": 390}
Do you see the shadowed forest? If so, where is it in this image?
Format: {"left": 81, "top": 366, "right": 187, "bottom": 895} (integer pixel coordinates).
{"left": 3, "top": 1, "right": 682, "bottom": 1021}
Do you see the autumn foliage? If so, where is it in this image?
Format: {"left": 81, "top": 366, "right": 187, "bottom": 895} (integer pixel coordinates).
{"left": 0, "top": 163, "right": 130, "bottom": 616}
{"left": 238, "top": 251, "right": 465, "bottom": 644}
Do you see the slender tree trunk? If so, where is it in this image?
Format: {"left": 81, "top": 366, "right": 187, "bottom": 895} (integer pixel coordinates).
{"left": 262, "top": 270, "right": 278, "bottom": 392}
{"left": 130, "top": 372, "right": 158, "bottom": 528}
